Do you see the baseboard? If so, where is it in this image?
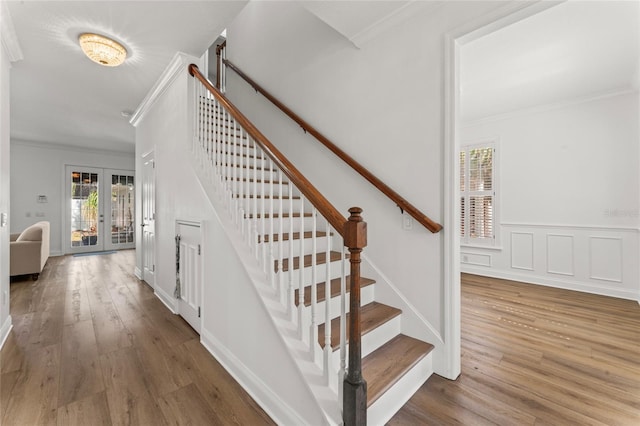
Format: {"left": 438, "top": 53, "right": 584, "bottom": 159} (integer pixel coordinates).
{"left": 0, "top": 315, "right": 13, "bottom": 350}
{"left": 134, "top": 267, "right": 142, "bottom": 280}
{"left": 462, "top": 266, "right": 640, "bottom": 301}
{"left": 154, "top": 286, "right": 177, "bottom": 314}
{"left": 50, "top": 250, "right": 63, "bottom": 257}
{"left": 200, "top": 329, "right": 307, "bottom": 426}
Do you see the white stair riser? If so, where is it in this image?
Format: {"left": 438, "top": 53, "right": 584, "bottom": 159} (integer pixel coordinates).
{"left": 367, "top": 354, "right": 433, "bottom": 426}
{"left": 297, "top": 283, "right": 375, "bottom": 326}
{"left": 329, "top": 315, "right": 401, "bottom": 375}
{"left": 233, "top": 182, "right": 291, "bottom": 196}
{"left": 217, "top": 166, "right": 281, "bottom": 180}
{"left": 216, "top": 154, "right": 271, "bottom": 169}
{"left": 279, "top": 259, "right": 344, "bottom": 286}
{"left": 244, "top": 217, "right": 315, "bottom": 233}
{"left": 262, "top": 236, "right": 330, "bottom": 259}
{"left": 233, "top": 197, "right": 300, "bottom": 214}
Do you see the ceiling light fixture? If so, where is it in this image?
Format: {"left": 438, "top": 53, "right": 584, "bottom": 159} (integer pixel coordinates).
{"left": 78, "top": 33, "right": 127, "bottom": 67}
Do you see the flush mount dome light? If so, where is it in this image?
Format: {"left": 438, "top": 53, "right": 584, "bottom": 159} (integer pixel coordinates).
{"left": 79, "top": 33, "right": 127, "bottom": 67}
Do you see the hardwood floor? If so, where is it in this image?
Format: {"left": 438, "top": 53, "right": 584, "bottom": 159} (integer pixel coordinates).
{"left": 0, "top": 251, "right": 274, "bottom": 426}
{"left": 389, "top": 273, "right": 640, "bottom": 425}
{"left": 3, "top": 254, "right": 639, "bottom": 425}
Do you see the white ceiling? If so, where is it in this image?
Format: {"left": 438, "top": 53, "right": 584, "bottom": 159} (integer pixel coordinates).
{"left": 461, "top": 1, "right": 639, "bottom": 122}
{"left": 7, "top": 1, "right": 247, "bottom": 152}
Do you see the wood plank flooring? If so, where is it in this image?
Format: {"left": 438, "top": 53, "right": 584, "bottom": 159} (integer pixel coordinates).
{"left": 0, "top": 250, "right": 274, "bottom": 426}
{"left": 389, "top": 273, "right": 640, "bottom": 425}
{"left": 3, "top": 253, "right": 639, "bottom": 425}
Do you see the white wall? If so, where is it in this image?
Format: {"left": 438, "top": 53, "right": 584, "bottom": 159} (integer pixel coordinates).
{"left": 134, "top": 57, "right": 325, "bottom": 424}
{"left": 0, "top": 23, "right": 12, "bottom": 347}
{"left": 10, "top": 141, "right": 134, "bottom": 256}
{"left": 224, "top": 1, "right": 504, "bottom": 341}
{"left": 461, "top": 91, "right": 640, "bottom": 301}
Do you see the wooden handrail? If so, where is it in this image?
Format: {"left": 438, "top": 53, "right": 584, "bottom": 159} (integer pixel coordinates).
{"left": 223, "top": 59, "right": 442, "bottom": 234}
{"left": 189, "top": 64, "right": 347, "bottom": 236}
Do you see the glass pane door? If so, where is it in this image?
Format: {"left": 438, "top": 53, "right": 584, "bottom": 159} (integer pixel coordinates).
{"left": 67, "top": 166, "right": 104, "bottom": 253}
{"left": 106, "top": 171, "right": 135, "bottom": 250}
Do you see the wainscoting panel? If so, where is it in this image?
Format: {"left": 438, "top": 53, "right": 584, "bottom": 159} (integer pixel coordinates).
{"left": 461, "top": 252, "right": 491, "bottom": 267}
{"left": 589, "top": 236, "right": 622, "bottom": 283}
{"left": 461, "top": 223, "right": 639, "bottom": 301}
{"left": 510, "top": 232, "right": 534, "bottom": 271}
{"left": 547, "top": 234, "right": 574, "bottom": 276}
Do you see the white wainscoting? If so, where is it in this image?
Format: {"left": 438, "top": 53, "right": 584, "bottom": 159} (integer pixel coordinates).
{"left": 462, "top": 223, "right": 639, "bottom": 301}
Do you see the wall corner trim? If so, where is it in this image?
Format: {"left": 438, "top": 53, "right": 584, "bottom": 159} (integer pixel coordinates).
{"left": 154, "top": 286, "right": 177, "bottom": 314}
{"left": 130, "top": 51, "right": 196, "bottom": 127}
{"left": 1, "top": 2, "right": 24, "bottom": 63}
{"left": 0, "top": 315, "right": 13, "bottom": 350}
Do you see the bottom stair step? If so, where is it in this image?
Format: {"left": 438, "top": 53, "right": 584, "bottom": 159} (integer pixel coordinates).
{"left": 362, "top": 334, "right": 435, "bottom": 407}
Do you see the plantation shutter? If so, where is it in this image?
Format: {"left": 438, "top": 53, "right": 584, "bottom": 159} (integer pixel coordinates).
{"left": 460, "top": 144, "right": 495, "bottom": 244}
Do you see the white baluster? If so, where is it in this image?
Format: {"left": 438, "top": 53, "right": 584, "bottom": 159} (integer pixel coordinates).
{"left": 269, "top": 158, "right": 275, "bottom": 289}
{"left": 324, "top": 219, "right": 332, "bottom": 386}
{"left": 232, "top": 119, "right": 239, "bottom": 224}
{"left": 310, "top": 208, "right": 318, "bottom": 361}
{"left": 297, "top": 197, "right": 305, "bottom": 340}
{"left": 288, "top": 183, "right": 295, "bottom": 322}
{"left": 278, "top": 169, "right": 284, "bottom": 303}
{"left": 253, "top": 141, "right": 259, "bottom": 258}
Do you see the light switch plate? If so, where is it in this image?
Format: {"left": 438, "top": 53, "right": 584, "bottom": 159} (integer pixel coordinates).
{"left": 0, "top": 212, "right": 6, "bottom": 227}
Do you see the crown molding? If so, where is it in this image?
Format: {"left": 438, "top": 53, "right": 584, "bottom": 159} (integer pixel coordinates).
{"left": 350, "top": 1, "right": 443, "bottom": 48}
{"left": 130, "top": 51, "right": 197, "bottom": 127}
{"left": 11, "top": 138, "right": 134, "bottom": 157}
{"left": 462, "top": 87, "right": 639, "bottom": 128}
{"left": 1, "top": 1, "right": 24, "bottom": 63}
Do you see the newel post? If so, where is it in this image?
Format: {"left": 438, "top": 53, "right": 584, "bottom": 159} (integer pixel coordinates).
{"left": 343, "top": 207, "right": 367, "bottom": 426}
{"left": 215, "top": 41, "right": 226, "bottom": 90}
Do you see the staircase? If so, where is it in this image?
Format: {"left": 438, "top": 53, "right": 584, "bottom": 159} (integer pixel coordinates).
{"left": 189, "top": 65, "right": 434, "bottom": 425}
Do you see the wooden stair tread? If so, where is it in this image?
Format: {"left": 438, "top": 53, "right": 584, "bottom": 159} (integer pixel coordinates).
{"left": 245, "top": 212, "right": 312, "bottom": 219}
{"left": 234, "top": 194, "right": 300, "bottom": 200}
{"left": 222, "top": 163, "right": 277, "bottom": 172}
{"left": 362, "top": 334, "right": 434, "bottom": 407}
{"left": 295, "top": 276, "right": 376, "bottom": 307}
{"left": 232, "top": 177, "right": 289, "bottom": 185}
{"left": 276, "top": 251, "right": 343, "bottom": 272}
{"left": 318, "top": 302, "right": 401, "bottom": 350}
{"left": 261, "top": 231, "right": 328, "bottom": 243}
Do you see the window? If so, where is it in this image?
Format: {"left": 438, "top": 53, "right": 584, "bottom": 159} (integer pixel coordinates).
{"left": 460, "top": 143, "right": 496, "bottom": 245}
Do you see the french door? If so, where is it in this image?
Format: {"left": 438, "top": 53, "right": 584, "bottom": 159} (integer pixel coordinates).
{"left": 66, "top": 166, "right": 135, "bottom": 254}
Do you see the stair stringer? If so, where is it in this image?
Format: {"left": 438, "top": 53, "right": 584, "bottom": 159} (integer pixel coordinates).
{"left": 190, "top": 153, "right": 342, "bottom": 426}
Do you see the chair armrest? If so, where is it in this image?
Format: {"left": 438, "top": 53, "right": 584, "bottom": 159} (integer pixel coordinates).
{"left": 10, "top": 240, "right": 43, "bottom": 276}
{"left": 10, "top": 233, "right": 20, "bottom": 242}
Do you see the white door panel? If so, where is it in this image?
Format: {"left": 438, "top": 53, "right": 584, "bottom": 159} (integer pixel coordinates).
{"left": 176, "top": 221, "right": 202, "bottom": 333}
{"left": 142, "top": 153, "right": 156, "bottom": 286}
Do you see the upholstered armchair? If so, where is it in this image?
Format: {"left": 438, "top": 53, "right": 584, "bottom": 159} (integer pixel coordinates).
{"left": 10, "top": 221, "right": 50, "bottom": 279}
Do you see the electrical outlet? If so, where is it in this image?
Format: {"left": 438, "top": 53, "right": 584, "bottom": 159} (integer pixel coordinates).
{"left": 402, "top": 213, "right": 413, "bottom": 230}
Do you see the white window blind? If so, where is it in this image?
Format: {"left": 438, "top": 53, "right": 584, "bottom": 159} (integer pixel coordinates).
{"left": 460, "top": 143, "right": 495, "bottom": 245}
